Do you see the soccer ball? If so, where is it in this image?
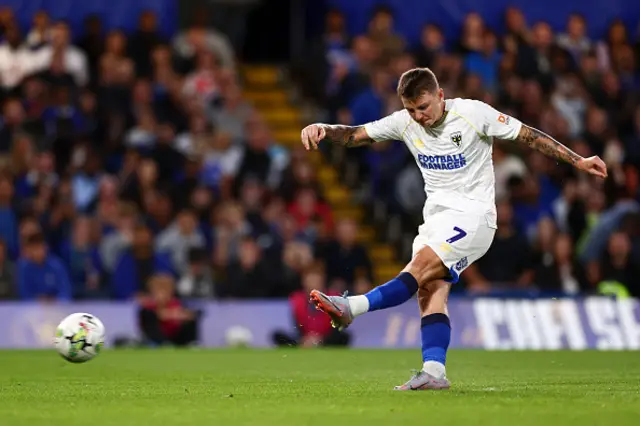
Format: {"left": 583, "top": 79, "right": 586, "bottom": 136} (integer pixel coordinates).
{"left": 225, "top": 325, "right": 253, "bottom": 347}
{"left": 55, "top": 313, "right": 105, "bottom": 363}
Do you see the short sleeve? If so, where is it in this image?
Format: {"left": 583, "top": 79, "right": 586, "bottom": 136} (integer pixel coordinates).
{"left": 472, "top": 101, "right": 522, "bottom": 141}
{"left": 363, "top": 110, "right": 410, "bottom": 142}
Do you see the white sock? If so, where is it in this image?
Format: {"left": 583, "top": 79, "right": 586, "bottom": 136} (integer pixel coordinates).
{"left": 423, "top": 361, "right": 446, "bottom": 379}
{"left": 347, "top": 295, "right": 370, "bottom": 317}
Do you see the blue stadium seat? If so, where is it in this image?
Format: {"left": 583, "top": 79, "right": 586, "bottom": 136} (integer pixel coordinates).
{"left": 0, "top": 0, "right": 177, "bottom": 39}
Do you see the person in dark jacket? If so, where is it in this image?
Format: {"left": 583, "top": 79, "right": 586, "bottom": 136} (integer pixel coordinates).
{"left": 534, "top": 233, "right": 589, "bottom": 295}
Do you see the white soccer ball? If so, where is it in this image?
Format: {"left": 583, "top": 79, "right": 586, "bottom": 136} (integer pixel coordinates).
{"left": 54, "top": 313, "right": 105, "bottom": 363}
{"left": 225, "top": 325, "right": 253, "bottom": 347}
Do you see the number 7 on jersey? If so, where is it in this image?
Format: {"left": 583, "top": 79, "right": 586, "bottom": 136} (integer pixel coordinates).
{"left": 446, "top": 227, "right": 467, "bottom": 244}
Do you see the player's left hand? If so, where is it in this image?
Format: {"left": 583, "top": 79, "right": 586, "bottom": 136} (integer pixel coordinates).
{"left": 577, "top": 156, "right": 608, "bottom": 179}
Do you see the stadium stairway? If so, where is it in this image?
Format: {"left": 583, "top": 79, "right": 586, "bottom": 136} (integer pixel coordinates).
{"left": 241, "top": 65, "right": 404, "bottom": 283}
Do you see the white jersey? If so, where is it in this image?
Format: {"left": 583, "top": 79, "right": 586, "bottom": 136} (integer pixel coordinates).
{"left": 364, "top": 98, "right": 522, "bottom": 228}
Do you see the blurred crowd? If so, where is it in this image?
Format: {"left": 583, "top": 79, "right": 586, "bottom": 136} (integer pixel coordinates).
{"left": 297, "top": 5, "right": 640, "bottom": 297}
{"left": 0, "top": 2, "right": 375, "bottom": 336}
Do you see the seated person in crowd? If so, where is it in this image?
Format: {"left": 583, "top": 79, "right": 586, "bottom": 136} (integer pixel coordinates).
{"left": 138, "top": 273, "right": 200, "bottom": 347}
{"left": 17, "top": 233, "right": 71, "bottom": 302}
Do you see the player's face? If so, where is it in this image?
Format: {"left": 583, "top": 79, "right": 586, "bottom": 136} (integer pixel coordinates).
{"left": 402, "top": 89, "right": 445, "bottom": 127}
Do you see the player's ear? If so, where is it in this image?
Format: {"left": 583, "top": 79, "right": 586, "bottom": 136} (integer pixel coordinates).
{"left": 438, "top": 88, "right": 444, "bottom": 100}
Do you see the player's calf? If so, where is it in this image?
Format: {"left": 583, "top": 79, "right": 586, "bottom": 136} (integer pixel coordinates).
{"left": 310, "top": 272, "right": 420, "bottom": 329}
{"left": 343, "top": 245, "right": 450, "bottom": 315}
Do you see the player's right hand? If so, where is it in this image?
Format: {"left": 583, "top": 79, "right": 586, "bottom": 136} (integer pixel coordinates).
{"left": 301, "top": 124, "right": 326, "bottom": 150}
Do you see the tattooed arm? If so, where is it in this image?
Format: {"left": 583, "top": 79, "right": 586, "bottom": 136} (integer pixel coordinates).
{"left": 514, "top": 125, "right": 608, "bottom": 178}
{"left": 301, "top": 124, "right": 374, "bottom": 150}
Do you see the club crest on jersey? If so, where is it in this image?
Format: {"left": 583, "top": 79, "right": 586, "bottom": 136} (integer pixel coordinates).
{"left": 498, "top": 114, "right": 511, "bottom": 125}
{"left": 450, "top": 131, "right": 462, "bottom": 147}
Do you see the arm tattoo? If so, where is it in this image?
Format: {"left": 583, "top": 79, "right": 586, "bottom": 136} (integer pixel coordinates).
{"left": 515, "top": 125, "right": 582, "bottom": 166}
{"left": 321, "top": 125, "right": 374, "bottom": 148}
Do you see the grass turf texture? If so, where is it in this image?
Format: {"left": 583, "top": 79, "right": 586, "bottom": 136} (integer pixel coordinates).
{"left": 0, "top": 349, "right": 639, "bottom": 426}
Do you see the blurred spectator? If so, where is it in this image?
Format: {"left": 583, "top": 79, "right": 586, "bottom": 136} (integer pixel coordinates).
{"left": 534, "top": 233, "right": 588, "bottom": 294}
{"left": 100, "top": 30, "right": 134, "bottom": 88}
{"left": 18, "top": 216, "right": 41, "bottom": 250}
{"left": 0, "top": 25, "right": 38, "bottom": 93}
{"left": 238, "top": 178, "right": 269, "bottom": 235}
{"left": 208, "top": 78, "right": 254, "bottom": 145}
{"left": 156, "top": 208, "right": 206, "bottom": 274}
{"left": 138, "top": 273, "right": 200, "bottom": 346}
{"left": 220, "top": 236, "right": 279, "bottom": 298}
{"left": 34, "top": 21, "right": 88, "bottom": 87}
{"left": 0, "top": 173, "right": 18, "bottom": 258}
{"left": 129, "top": 11, "right": 166, "bottom": 79}
{"left": 0, "top": 239, "right": 15, "bottom": 299}
{"left": 99, "top": 202, "right": 137, "bottom": 272}
{"left": 348, "top": 67, "right": 392, "bottom": 126}
{"left": 120, "top": 158, "right": 158, "bottom": 207}
{"left": 71, "top": 148, "right": 102, "bottom": 213}
{"left": 151, "top": 122, "right": 184, "bottom": 183}
{"left": 288, "top": 187, "right": 333, "bottom": 235}
{"left": 173, "top": 24, "right": 235, "bottom": 71}
{"left": 176, "top": 247, "right": 216, "bottom": 298}
{"left": 111, "top": 222, "right": 174, "bottom": 300}
{"left": 503, "top": 7, "right": 530, "bottom": 53}
{"left": 124, "top": 110, "right": 157, "bottom": 150}
{"left": 394, "top": 163, "right": 425, "bottom": 215}
{"left": 464, "top": 200, "right": 533, "bottom": 291}
{"left": 327, "top": 35, "right": 378, "bottom": 115}
{"left": 463, "top": 29, "right": 501, "bottom": 93}
{"left": 17, "top": 233, "right": 71, "bottom": 301}
{"left": 455, "top": 13, "right": 485, "bottom": 54}
{"left": 556, "top": 13, "right": 591, "bottom": 64}
{"left": 234, "top": 116, "right": 289, "bottom": 191}
{"left": 580, "top": 184, "right": 639, "bottom": 265}
{"left": 596, "top": 19, "right": 629, "bottom": 72}
{"left": 0, "top": 99, "right": 27, "bottom": 154}
{"left": 493, "top": 143, "right": 527, "bottom": 201}
{"left": 77, "top": 15, "right": 104, "bottom": 83}
{"left": 319, "top": 218, "right": 372, "bottom": 293}
{"left": 595, "top": 231, "right": 640, "bottom": 297}
{"left": 297, "top": 8, "right": 350, "bottom": 103}
{"left": 509, "top": 173, "right": 555, "bottom": 242}
{"left": 413, "top": 24, "right": 445, "bottom": 68}
{"left": 279, "top": 240, "right": 314, "bottom": 295}
{"left": 279, "top": 157, "right": 321, "bottom": 203}
{"left": 181, "top": 50, "right": 223, "bottom": 108}
{"left": 212, "top": 201, "right": 250, "bottom": 268}
{"left": 25, "top": 10, "right": 51, "bottom": 50}
{"left": 59, "top": 216, "right": 102, "bottom": 299}
{"left": 273, "top": 265, "right": 350, "bottom": 347}
{"left": 552, "top": 73, "right": 587, "bottom": 137}
{"left": 367, "top": 5, "right": 405, "bottom": 59}
{"left": 530, "top": 217, "right": 558, "bottom": 269}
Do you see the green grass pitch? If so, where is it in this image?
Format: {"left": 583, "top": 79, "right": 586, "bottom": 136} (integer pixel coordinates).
{"left": 0, "top": 349, "right": 639, "bottom": 425}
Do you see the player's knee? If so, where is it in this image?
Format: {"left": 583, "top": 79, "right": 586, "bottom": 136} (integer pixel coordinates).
{"left": 404, "top": 246, "right": 448, "bottom": 286}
